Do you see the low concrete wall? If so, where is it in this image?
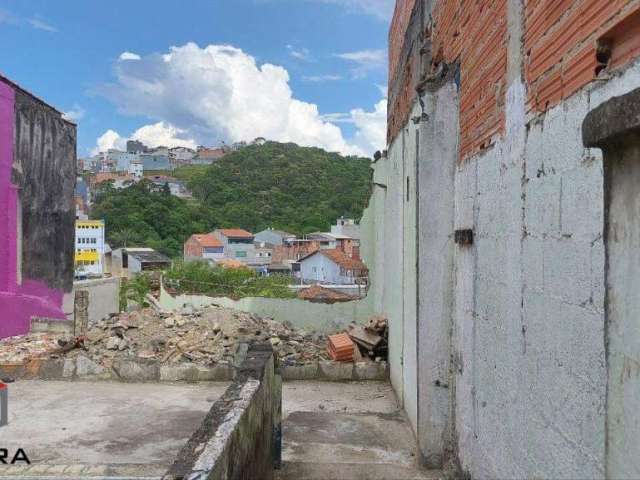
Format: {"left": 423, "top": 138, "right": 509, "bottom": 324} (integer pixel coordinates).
{"left": 159, "top": 283, "right": 372, "bottom": 333}
{"left": 73, "top": 277, "right": 120, "bottom": 325}
{"left": 164, "top": 342, "right": 281, "bottom": 480}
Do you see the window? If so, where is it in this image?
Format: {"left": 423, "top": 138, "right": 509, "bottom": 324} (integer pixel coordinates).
{"left": 236, "top": 251, "right": 247, "bottom": 258}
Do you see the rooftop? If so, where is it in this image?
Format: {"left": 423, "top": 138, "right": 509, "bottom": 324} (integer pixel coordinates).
{"left": 128, "top": 250, "right": 171, "bottom": 264}
{"left": 190, "top": 233, "right": 223, "bottom": 248}
{"left": 216, "top": 228, "right": 254, "bottom": 239}
{"left": 300, "top": 249, "right": 367, "bottom": 271}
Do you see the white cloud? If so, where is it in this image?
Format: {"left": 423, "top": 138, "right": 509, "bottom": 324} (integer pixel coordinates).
{"left": 97, "top": 42, "right": 382, "bottom": 156}
{"left": 119, "top": 51, "right": 141, "bottom": 61}
{"left": 130, "top": 122, "right": 197, "bottom": 149}
{"left": 92, "top": 130, "right": 126, "bottom": 155}
{"left": 91, "top": 122, "right": 197, "bottom": 156}
{"left": 63, "top": 105, "right": 85, "bottom": 123}
{"left": 27, "top": 17, "right": 57, "bottom": 32}
{"left": 302, "top": 74, "right": 342, "bottom": 82}
{"left": 335, "top": 49, "right": 387, "bottom": 78}
{"left": 308, "top": 0, "right": 394, "bottom": 21}
{"left": 286, "top": 45, "right": 311, "bottom": 61}
{"left": 350, "top": 99, "right": 387, "bottom": 155}
{"left": 320, "top": 99, "right": 387, "bottom": 155}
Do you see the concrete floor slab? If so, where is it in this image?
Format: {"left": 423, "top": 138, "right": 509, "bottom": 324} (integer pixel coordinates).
{"left": 0, "top": 381, "right": 229, "bottom": 479}
{"left": 278, "top": 381, "right": 443, "bottom": 480}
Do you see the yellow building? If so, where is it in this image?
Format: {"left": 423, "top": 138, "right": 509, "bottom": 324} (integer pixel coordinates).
{"left": 75, "top": 219, "right": 105, "bottom": 278}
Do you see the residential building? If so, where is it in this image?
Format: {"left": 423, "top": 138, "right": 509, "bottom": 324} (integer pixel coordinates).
{"left": 145, "top": 175, "right": 192, "bottom": 198}
{"left": 0, "top": 74, "right": 76, "bottom": 338}
{"left": 140, "top": 152, "right": 171, "bottom": 171}
{"left": 126, "top": 140, "right": 148, "bottom": 154}
{"left": 184, "top": 234, "right": 224, "bottom": 262}
{"left": 331, "top": 217, "right": 361, "bottom": 241}
{"left": 271, "top": 239, "right": 320, "bottom": 265}
{"left": 89, "top": 172, "right": 136, "bottom": 192}
{"left": 128, "top": 160, "right": 143, "bottom": 179}
{"left": 254, "top": 228, "right": 296, "bottom": 246}
{"left": 297, "top": 249, "right": 368, "bottom": 285}
{"left": 107, "top": 149, "right": 137, "bottom": 172}
{"left": 306, "top": 232, "right": 357, "bottom": 256}
{"left": 193, "top": 147, "right": 226, "bottom": 165}
{"left": 169, "top": 146, "right": 196, "bottom": 168}
{"left": 74, "top": 219, "right": 106, "bottom": 278}
{"left": 212, "top": 228, "right": 256, "bottom": 263}
{"left": 111, "top": 248, "right": 171, "bottom": 278}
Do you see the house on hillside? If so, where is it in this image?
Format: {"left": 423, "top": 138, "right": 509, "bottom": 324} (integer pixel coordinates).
{"left": 111, "top": 248, "right": 171, "bottom": 278}
{"left": 254, "top": 228, "right": 296, "bottom": 246}
{"left": 297, "top": 249, "right": 368, "bottom": 285}
{"left": 145, "top": 175, "right": 192, "bottom": 198}
{"left": 140, "top": 152, "right": 170, "bottom": 171}
{"left": 192, "top": 147, "right": 226, "bottom": 165}
{"left": 184, "top": 234, "right": 224, "bottom": 263}
{"left": 212, "top": 229, "right": 256, "bottom": 263}
{"left": 306, "top": 232, "right": 358, "bottom": 257}
{"left": 331, "top": 217, "right": 361, "bottom": 241}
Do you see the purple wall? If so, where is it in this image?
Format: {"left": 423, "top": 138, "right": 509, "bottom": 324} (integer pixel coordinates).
{"left": 0, "top": 79, "right": 66, "bottom": 338}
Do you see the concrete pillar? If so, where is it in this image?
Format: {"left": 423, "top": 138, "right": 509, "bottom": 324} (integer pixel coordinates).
{"left": 74, "top": 289, "right": 89, "bottom": 336}
{"left": 583, "top": 87, "right": 640, "bottom": 479}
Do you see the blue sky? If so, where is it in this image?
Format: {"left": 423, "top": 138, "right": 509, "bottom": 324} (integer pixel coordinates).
{"left": 0, "top": 0, "right": 392, "bottom": 157}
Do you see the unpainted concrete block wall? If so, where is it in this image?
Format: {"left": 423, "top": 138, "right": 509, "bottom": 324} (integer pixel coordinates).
{"left": 379, "top": 0, "right": 640, "bottom": 477}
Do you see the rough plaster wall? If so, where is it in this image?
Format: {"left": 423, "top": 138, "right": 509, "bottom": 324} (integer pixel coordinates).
{"left": 402, "top": 106, "right": 418, "bottom": 433}
{"left": 605, "top": 140, "right": 640, "bottom": 479}
{"left": 13, "top": 90, "right": 76, "bottom": 293}
{"left": 415, "top": 81, "right": 458, "bottom": 467}
{"left": 384, "top": 134, "right": 407, "bottom": 404}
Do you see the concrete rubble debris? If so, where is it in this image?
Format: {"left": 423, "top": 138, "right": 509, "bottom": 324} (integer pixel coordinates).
{"left": 349, "top": 315, "right": 388, "bottom": 361}
{"left": 0, "top": 305, "right": 330, "bottom": 369}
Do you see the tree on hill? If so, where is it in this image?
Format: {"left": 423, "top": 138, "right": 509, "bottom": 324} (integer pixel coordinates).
{"left": 184, "top": 142, "right": 372, "bottom": 234}
{"left": 90, "top": 142, "right": 372, "bottom": 258}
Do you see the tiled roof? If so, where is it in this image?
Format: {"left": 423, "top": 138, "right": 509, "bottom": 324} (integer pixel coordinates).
{"left": 217, "top": 228, "right": 254, "bottom": 239}
{"left": 320, "top": 249, "right": 367, "bottom": 270}
{"left": 299, "top": 249, "right": 367, "bottom": 271}
{"left": 191, "top": 234, "right": 223, "bottom": 248}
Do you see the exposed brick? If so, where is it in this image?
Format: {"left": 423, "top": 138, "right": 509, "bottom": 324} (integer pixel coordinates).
{"left": 525, "top": 0, "right": 640, "bottom": 113}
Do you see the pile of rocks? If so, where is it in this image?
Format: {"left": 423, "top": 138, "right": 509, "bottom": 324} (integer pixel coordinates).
{"left": 1, "top": 306, "right": 329, "bottom": 369}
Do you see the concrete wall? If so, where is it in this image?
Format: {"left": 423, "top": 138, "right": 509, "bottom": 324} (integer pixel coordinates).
{"left": 159, "top": 282, "right": 372, "bottom": 333}
{"left": 164, "top": 342, "right": 280, "bottom": 480}
{"left": 0, "top": 76, "right": 76, "bottom": 338}
{"left": 380, "top": 0, "right": 640, "bottom": 477}
{"left": 74, "top": 277, "right": 120, "bottom": 325}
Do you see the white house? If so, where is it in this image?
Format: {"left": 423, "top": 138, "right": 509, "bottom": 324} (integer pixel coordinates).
{"left": 297, "top": 248, "right": 368, "bottom": 285}
{"left": 128, "top": 160, "right": 143, "bottom": 179}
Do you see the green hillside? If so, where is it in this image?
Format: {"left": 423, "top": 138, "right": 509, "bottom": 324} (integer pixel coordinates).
{"left": 184, "top": 142, "right": 372, "bottom": 234}
{"left": 91, "top": 142, "right": 372, "bottom": 257}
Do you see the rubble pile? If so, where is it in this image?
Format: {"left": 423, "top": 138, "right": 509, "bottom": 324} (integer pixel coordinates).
{"left": 0, "top": 306, "right": 330, "bottom": 367}
{"left": 347, "top": 315, "right": 388, "bottom": 362}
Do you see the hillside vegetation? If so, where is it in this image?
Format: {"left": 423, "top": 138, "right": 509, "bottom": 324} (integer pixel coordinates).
{"left": 91, "top": 142, "right": 372, "bottom": 258}
{"left": 185, "top": 142, "right": 372, "bottom": 234}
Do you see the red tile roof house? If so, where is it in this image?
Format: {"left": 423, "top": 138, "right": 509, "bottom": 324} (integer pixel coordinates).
{"left": 297, "top": 249, "right": 368, "bottom": 285}
{"left": 184, "top": 234, "right": 224, "bottom": 263}
{"left": 212, "top": 229, "right": 256, "bottom": 264}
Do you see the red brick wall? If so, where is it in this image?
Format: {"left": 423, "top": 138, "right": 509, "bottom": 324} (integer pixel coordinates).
{"left": 525, "top": 0, "right": 640, "bottom": 112}
{"left": 432, "top": 0, "right": 508, "bottom": 160}
{"left": 388, "top": 0, "right": 640, "bottom": 159}
{"left": 184, "top": 237, "right": 203, "bottom": 258}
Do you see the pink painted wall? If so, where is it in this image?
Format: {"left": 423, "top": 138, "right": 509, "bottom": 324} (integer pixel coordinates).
{"left": 0, "top": 79, "right": 66, "bottom": 338}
